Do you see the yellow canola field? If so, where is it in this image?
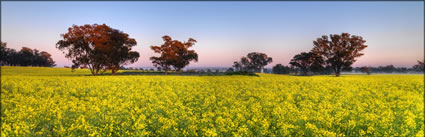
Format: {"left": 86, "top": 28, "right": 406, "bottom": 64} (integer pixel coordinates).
{"left": 1, "top": 66, "right": 424, "bottom": 136}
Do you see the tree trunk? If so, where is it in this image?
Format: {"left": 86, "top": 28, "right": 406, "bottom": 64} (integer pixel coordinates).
{"left": 331, "top": 65, "right": 338, "bottom": 77}
{"left": 112, "top": 69, "right": 116, "bottom": 75}
{"left": 302, "top": 68, "right": 308, "bottom": 75}
{"left": 176, "top": 68, "right": 182, "bottom": 73}
{"left": 335, "top": 71, "right": 340, "bottom": 77}
{"left": 335, "top": 67, "right": 341, "bottom": 77}
{"left": 95, "top": 68, "right": 100, "bottom": 76}
{"left": 89, "top": 68, "right": 95, "bottom": 76}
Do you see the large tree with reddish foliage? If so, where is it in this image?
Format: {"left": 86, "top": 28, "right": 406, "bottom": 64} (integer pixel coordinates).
{"left": 56, "top": 24, "right": 139, "bottom": 75}
{"left": 150, "top": 35, "right": 198, "bottom": 74}
{"left": 311, "top": 33, "right": 367, "bottom": 77}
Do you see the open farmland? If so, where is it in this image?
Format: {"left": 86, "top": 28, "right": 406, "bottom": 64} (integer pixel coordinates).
{"left": 1, "top": 66, "right": 424, "bottom": 136}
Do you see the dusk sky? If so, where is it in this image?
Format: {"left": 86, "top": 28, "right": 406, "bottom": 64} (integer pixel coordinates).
{"left": 1, "top": 2, "right": 423, "bottom": 68}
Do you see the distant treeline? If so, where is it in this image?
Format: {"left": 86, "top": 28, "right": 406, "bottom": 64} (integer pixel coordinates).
{"left": 352, "top": 64, "right": 424, "bottom": 74}
{"left": 268, "top": 63, "right": 424, "bottom": 75}
{"left": 0, "top": 42, "right": 56, "bottom": 67}
{"left": 268, "top": 65, "right": 336, "bottom": 75}
{"left": 117, "top": 63, "right": 425, "bottom": 75}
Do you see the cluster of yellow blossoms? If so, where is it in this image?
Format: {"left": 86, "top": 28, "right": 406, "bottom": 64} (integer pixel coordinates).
{"left": 1, "top": 66, "right": 423, "bottom": 136}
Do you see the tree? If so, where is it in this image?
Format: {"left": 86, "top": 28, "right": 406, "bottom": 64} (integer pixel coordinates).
{"left": 312, "top": 33, "right": 367, "bottom": 77}
{"left": 233, "top": 57, "right": 251, "bottom": 71}
{"left": 233, "top": 57, "right": 250, "bottom": 71}
{"left": 226, "top": 67, "right": 234, "bottom": 72}
{"left": 289, "top": 52, "right": 311, "bottom": 75}
{"left": 272, "top": 64, "right": 290, "bottom": 74}
{"left": 1, "top": 42, "right": 9, "bottom": 65}
{"left": 18, "top": 47, "right": 35, "bottom": 66}
{"left": 233, "top": 52, "right": 273, "bottom": 73}
{"left": 150, "top": 35, "right": 198, "bottom": 74}
{"left": 381, "top": 65, "right": 395, "bottom": 73}
{"left": 320, "top": 66, "right": 334, "bottom": 75}
{"left": 360, "top": 66, "right": 371, "bottom": 75}
{"left": 102, "top": 29, "right": 139, "bottom": 75}
{"left": 56, "top": 24, "right": 139, "bottom": 75}
{"left": 289, "top": 52, "right": 324, "bottom": 75}
{"left": 1, "top": 43, "right": 55, "bottom": 67}
{"left": 413, "top": 60, "right": 424, "bottom": 72}
{"left": 233, "top": 61, "right": 242, "bottom": 71}
{"left": 247, "top": 52, "right": 273, "bottom": 73}
{"left": 40, "top": 51, "right": 56, "bottom": 67}
{"left": 309, "top": 55, "right": 325, "bottom": 74}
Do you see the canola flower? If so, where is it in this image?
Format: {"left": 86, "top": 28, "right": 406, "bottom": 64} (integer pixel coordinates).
{"left": 1, "top": 66, "right": 424, "bottom": 136}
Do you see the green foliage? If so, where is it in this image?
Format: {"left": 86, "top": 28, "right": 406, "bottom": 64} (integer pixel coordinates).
{"left": 0, "top": 43, "right": 56, "bottom": 67}
{"left": 233, "top": 52, "right": 272, "bottom": 73}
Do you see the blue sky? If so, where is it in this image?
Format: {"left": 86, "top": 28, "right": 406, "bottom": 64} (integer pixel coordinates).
{"left": 1, "top": 2, "right": 423, "bottom": 68}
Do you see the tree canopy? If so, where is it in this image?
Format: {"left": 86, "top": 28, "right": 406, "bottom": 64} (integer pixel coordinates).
{"left": 1, "top": 42, "right": 56, "bottom": 67}
{"left": 272, "top": 64, "right": 291, "bottom": 74}
{"left": 312, "top": 33, "right": 367, "bottom": 77}
{"left": 233, "top": 52, "right": 272, "bottom": 73}
{"left": 56, "top": 24, "right": 139, "bottom": 75}
{"left": 289, "top": 52, "right": 324, "bottom": 75}
{"left": 150, "top": 35, "right": 198, "bottom": 74}
{"left": 360, "top": 66, "right": 371, "bottom": 75}
{"left": 412, "top": 60, "right": 424, "bottom": 72}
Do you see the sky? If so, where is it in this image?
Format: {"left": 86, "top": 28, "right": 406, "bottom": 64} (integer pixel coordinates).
{"left": 1, "top": 2, "right": 424, "bottom": 68}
